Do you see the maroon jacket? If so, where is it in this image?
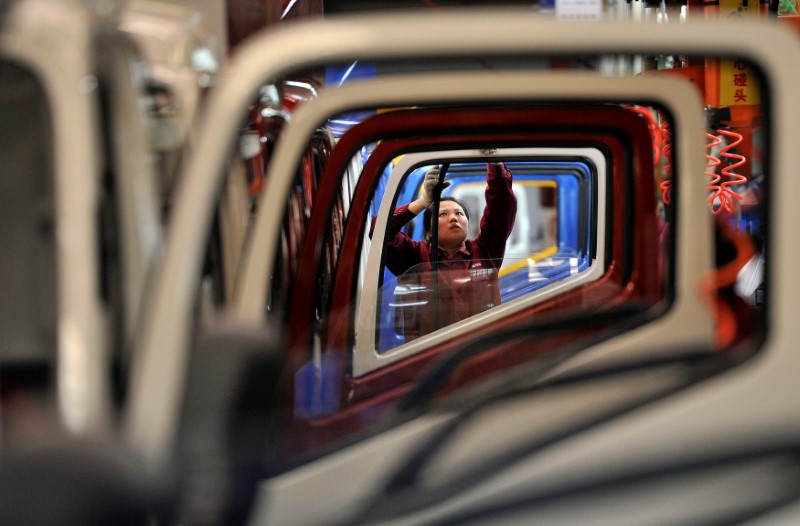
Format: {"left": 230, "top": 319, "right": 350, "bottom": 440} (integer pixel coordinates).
{"left": 380, "top": 163, "right": 517, "bottom": 339}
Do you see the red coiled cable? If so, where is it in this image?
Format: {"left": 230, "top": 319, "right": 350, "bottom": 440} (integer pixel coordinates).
{"left": 704, "top": 131, "right": 723, "bottom": 213}
{"left": 659, "top": 119, "right": 672, "bottom": 204}
{"left": 710, "top": 129, "right": 748, "bottom": 214}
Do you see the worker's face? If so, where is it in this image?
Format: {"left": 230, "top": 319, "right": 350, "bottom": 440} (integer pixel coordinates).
{"left": 436, "top": 201, "right": 469, "bottom": 248}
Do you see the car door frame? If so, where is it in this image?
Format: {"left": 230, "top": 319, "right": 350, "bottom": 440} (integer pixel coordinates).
{"left": 126, "top": 13, "right": 726, "bottom": 470}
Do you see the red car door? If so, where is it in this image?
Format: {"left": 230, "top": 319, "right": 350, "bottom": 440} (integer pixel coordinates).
{"left": 278, "top": 104, "right": 662, "bottom": 457}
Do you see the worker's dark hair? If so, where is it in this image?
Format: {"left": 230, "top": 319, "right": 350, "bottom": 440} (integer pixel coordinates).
{"left": 423, "top": 196, "right": 471, "bottom": 243}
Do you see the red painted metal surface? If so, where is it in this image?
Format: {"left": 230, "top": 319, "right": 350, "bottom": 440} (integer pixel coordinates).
{"left": 280, "top": 105, "right": 662, "bottom": 456}
{"left": 226, "top": 0, "right": 323, "bottom": 51}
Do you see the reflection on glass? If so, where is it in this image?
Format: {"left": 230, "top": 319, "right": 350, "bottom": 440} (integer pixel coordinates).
{"left": 378, "top": 256, "right": 588, "bottom": 353}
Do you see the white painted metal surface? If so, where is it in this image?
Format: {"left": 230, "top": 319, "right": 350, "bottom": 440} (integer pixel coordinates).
{"left": 243, "top": 70, "right": 710, "bottom": 526}
{"left": 125, "top": 11, "right": 793, "bottom": 493}
{"left": 1, "top": 0, "right": 112, "bottom": 436}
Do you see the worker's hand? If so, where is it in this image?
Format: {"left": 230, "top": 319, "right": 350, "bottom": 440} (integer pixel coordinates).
{"left": 420, "top": 166, "right": 450, "bottom": 207}
{"left": 479, "top": 148, "right": 502, "bottom": 168}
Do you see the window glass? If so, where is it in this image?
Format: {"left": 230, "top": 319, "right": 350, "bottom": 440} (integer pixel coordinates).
{"left": 373, "top": 159, "right": 596, "bottom": 355}
{"left": 379, "top": 255, "right": 588, "bottom": 351}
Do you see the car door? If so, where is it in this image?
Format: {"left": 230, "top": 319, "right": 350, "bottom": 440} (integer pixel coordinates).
{"left": 271, "top": 102, "right": 676, "bottom": 456}
{"left": 1, "top": 0, "right": 164, "bottom": 437}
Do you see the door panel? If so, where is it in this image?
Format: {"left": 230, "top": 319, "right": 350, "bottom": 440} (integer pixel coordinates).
{"left": 277, "top": 100, "right": 682, "bottom": 456}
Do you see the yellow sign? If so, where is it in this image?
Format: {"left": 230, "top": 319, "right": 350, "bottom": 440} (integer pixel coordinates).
{"left": 705, "top": 0, "right": 761, "bottom": 106}
{"left": 719, "top": 59, "right": 760, "bottom": 106}
{"left": 716, "top": 0, "right": 760, "bottom": 19}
